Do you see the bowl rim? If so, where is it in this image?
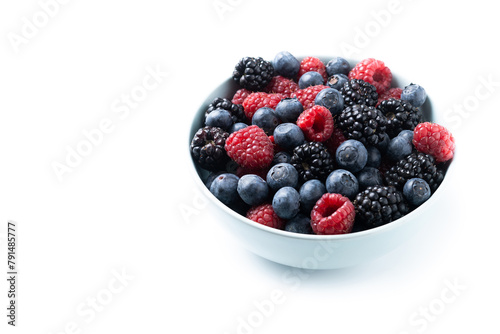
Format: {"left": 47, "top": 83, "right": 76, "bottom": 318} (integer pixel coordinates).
{"left": 188, "top": 56, "right": 456, "bottom": 241}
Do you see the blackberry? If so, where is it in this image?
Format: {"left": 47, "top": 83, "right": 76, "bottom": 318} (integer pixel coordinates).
{"left": 190, "top": 126, "right": 229, "bottom": 171}
{"left": 340, "top": 79, "right": 379, "bottom": 107}
{"left": 354, "top": 185, "right": 409, "bottom": 228}
{"left": 337, "top": 104, "right": 388, "bottom": 146}
{"left": 377, "top": 98, "right": 423, "bottom": 137}
{"left": 206, "top": 97, "right": 246, "bottom": 124}
{"left": 291, "top": 142, "right": 335, "bottom": 183}
{"left": 233, "top": 57, "right": 274, "bottom": 91}
{"left": 384, "top": 152, "right": 444, "bottom": 192}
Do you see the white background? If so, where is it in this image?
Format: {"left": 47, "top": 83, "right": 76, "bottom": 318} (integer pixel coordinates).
{"left": 1, "top": 0, "right": 499, "bottom": 333}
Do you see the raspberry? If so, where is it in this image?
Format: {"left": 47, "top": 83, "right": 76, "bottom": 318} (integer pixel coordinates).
{"left": 324, "top": 126, "right": 346, "bottom": 155}
{"left": 412, "top": 122, "right": 455, "bottom": 162}
{"left": 246, "top": 203, "right": 284, "bottom": 229}
{"left": 298, "top": 57, "right": 327, "bottom": 81}
{"left": 376, "top": 87, "right": 402, "bottom": 107}
{"left": 311, "top": 193, "right": 355, "bottom": 235}
{"left": 225, "top": 125, "right": 274, "bottom": 169}
{"left": 291, "top": 85, "right": 329, "bottom": 110}
{"left": 264, "top": 75, "right": 299, "bottom": 97}
{"left": 349, "top": 58, "right": 392, "bottom": 95}
{"left": 296, "top": 106, "right": 334, "bottom": 142}
{"left": 232, "top": 88, "right": 253, "bottom": 105}
{"left": 242, "top": 92, "right": 285, "bottom": 121}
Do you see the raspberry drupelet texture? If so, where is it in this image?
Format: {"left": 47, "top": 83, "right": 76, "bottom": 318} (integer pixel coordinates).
{"left": 242, "top": 92, "right": 285, "bottom": 121}
{"left": 225, "top": 125, "right": 274, "bottom": 169}
{"left": 376, "top": 88, "right": 403, "bottom": 107}
{"left": 349, "top": 58, "right": 392, "bottom": 95}
{"left": 291, "top": 85, "right": 329, "bottom": 110}
{"left": 246, "top": 203, "right": 284, "bottom": 229}
{"left": 296, "top": 105, "right": 334, "bottom": 142}
{"left": 298, "top": 57, "right": 327, "bottom": 81}
{"left": 264, "top": 75, "right": 299, "bottom": 97}
{"left": 311, "top": 193, "right": 355, "bottom": 235}
{"left": 232, "top": 88, "right": 253, "bottom": 105}
{"left": 412, "top": 122, "right": 455, "bottom": 162}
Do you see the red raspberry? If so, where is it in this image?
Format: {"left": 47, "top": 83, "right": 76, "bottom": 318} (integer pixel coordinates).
{"left": 349, "top": 58, "right": 392, "bottom": 95}
{"left": 246, "top": 203, "right": 284, "bottom": 229}
{"left": 264, "top": 75, "right": 299, "bottom": 97}
{"left": 412, "top": 122, "right": 455, "bottom": 162}
{"left": 291, "top": 85, "right": 329, "bottom": 110}
{"left": 324, "top": 126, "right": 346, "bottom": 155}
{"left": 376, "top": 87, "right": 402, "bottom": 107}
{"left": 296, "top": 106, "right": 334, "bottom": 142}
{"left": 311, "top": 193, "right": 355, "bottom": 235}
{"left": 232, "top": 88, "right": 253, "bottom": 105}
{"left": 242, "top": 92, "right": 285, "bottom": 121}
{"left": 225, "top": 125, "right": 274, "bottom": 169}
{"left": 298, "top": 57, "right": 327, "bottom": 81}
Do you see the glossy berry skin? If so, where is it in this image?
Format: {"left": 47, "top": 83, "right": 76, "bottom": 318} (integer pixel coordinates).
{"left": 266, "top": 162, "right": 299, "bottom": 191}
{"left": 314, "top": 88, "right": 344, "bottom": 116}
{"left": 284, "top": 214, "right": 313, "bottom": 234}
{"left": 237, "top": 174, "right": 269, "bottom": 206}
{"left": 210, "top": 173, "right": 240, "bottom": 206}
{"left": 205, "top": 109, "right": 233, "bottom": 130}
{"left": 413, "top": 122, "right": 455, "bottom": 162}
{"left": 326, "top": 57, "right": 350, "bottom": 76}
{"left": 401, "top": 83, "right": 427, "bottom": 107}
{"left": 377, "top": 87, "right": 403, "bottom": 107}
{"left": 225, "top": 125, "right": 274, "bottom": 169}
{"left": 252, "top": 107, "right": 280, "bottom": 135}
{"left": 366, "top": 146, "right": 382, "bottom": 168}
{"left": 298, "top": 57, "right": 327, "bottom": 81}
{"left": 246, "top": 203, "right": 284, "bottom": 229}
{"left": 326, "top": 169, "right": 359, "bottom": 200}
{"left": 272, "top": 151, "right": 292, "bottom": 165}
{"left": 403, "top": 178, "right": 431, "bottom": 206}
{"left": 242, "top": 92, "right": 285, "bottom": 121}
{"left": 298, "top": 71, "right": 325, "bottom": 89}
{"left": 399, "top": 130, "right": 414, "bottom": 143}
{"left": 299, "top": 179, "right": 327, "bottom": 213}
{"left": 291, "top": 85, "right": 330, "bottom": 110}
{"left": 326, "top": 74, "right": 348, "bottom": 91}
{"left": 272, "top": 186, "right": 301, "bottom": 220}
{"left": 229, "top": 122, "right": 248, "bottom": 133}
{"left": 190, "top": 126, "right": 229, "bottom": 171}
{"left": 265, "top": 75, "right": 299, "bottom": 97}
{"left": 356, "top": 167, "right": 384, "bottom": 190}
{"left": 387, "top": 135, "right": 413, "bottom": 161}
{"left": 233, "top": 57, "right": 274, "bottom": 91}
{"left": 274, "top": 98, "right": 304, "bottom": 123}
{"left": 296, "top": 105, "right": 334, "bottom": 142}
{"left": 311, "top": 193, "right": 355, "bottom": 235}
{"left": 272, "top": 51, "right": 300, "bottom": 79}
{"left": 348, "top": 58, "right": 392, "bottom": 94}
{"left": 336, "top": 139, "right": 368, "bottom": 173}
{"left": 273, "top": 123, "right": 305, "bottom": 151}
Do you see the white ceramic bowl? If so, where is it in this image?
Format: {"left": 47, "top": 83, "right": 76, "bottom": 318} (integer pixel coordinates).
{"left": 188, "top": 58, "right": 454, "bottom": 269}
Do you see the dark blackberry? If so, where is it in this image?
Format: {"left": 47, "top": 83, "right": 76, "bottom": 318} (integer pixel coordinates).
{"left": 354, "top": 185, "right": 409, "bottom": 228}
{"left": 205, "top": 97, "right": 246, "bottom": 124}
{"left": 233, "top": 57, "right": 274, "bottom": 91}
{"left": 340, "top": 79, "right": 379, "bottom": 107}
{"left": 385, "top": 152, "right": 444, "bottom": 192}
{"left": 377, "top": 98, "right": 423, "bottom": 137}
{"left": 291, "top": 142, "right": 335, "bottom": 183}
{"left": 190, "top": 126, "right": 229, "bottom": 171}
{"left": 337, "top": 104, "right": 388, "bottom": 146}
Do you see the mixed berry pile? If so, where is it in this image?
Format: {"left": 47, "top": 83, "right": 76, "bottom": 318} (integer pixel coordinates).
{"left": 191, "top": 52, "right": 455, "bottom": 235}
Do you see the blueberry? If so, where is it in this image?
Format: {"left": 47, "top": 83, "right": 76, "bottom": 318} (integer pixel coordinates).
{"left": 205, "top": 109, "right": 233, "bottom": 130}
{"left": 204, "top": 171, "right": 225, "bottom": 189}
{"left": 366, "top": 146, "right": 382, "bottom": 168}
{"left": 314, "top": 88, "right": 344, "bottom": 116}
{"left": 252, "top": 107, "right": 279, "bottom": 135}
{"left": 284, "top": 214, "right": 312, "bottom": 234}
{"left": 326, "top": 73, "right": 348, "bottom": 91}
{"left": 375, "top": 132, "right": 390, "bottom": 153}
{"left": 209, "top": 173, "right": 240, "bottom": 206}
{"left": 273, "top": 151, "right": 292, "bottom": 165}
{"left": 325, "top": 169, "right": 359, "bottom": 200}
{"left": 272, "top": 186, "right": 300, "bottom": 219}
{"left": 356, "top": 167, "right": 383, "bottom": 190}
{"left": 273, "top": 123, "right": 305, "bottom": 151}
{"left": 336, "top": 139, "right": 368, "bottom": 173}
{"left": 403, "top": 178, "right": 431, "bottom": 206}
{"left": 299, "top": 179, "right": 327, "bottom": 213}
{"left": 229, "top": 122, "right": 248, "bottom": 133}
{"left": 398, "top": 130, "right": 414, "bottom": 143}
{"left": 272, "top": 51, "right": 300, "bottom": 79}
{"left": 266, "top": 163, "right": 299, "bottom": 191}
{"left": 401, "top": 83, "right": 427, "bottom": 108}
{"left": 387, "top": 135, "right": 413, "bottom": 161}
{"left": 237, "top": 174, "right": 269, "bottom": 206}
{"left": 275, "top": 98, "right": 304, "bottom": 123}
{"left": 298, "top": 71, "right": 324, "bottom": 89}
{"left": 325, "top": 57, "right": 350, "bottom": 76}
